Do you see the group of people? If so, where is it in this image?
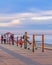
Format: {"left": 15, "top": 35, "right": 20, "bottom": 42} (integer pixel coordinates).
{"left": 1, "top": 34, "right": 23, "bottom": 46}
{"left": 0, "top": 34, "right": 31, "bottom": 50}
{"left": 1, "top": 34, "right": 14, "bottom": 45}
{"left": 1, "top": 35, "right": 6, "bottom": 44}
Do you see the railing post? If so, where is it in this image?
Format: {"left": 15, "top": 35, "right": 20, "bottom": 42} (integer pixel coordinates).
{"left": 32, "top": 34, "right": 35, "bottom": 52}
{"left": 24, "top": 32, "right": 27, "bottom": 49}
{"left": 7, "top": 34, "right": 8, "bottom": 44}
{"left": 17, "top": 36, "right": 18, "bottom": 46}
{"left": 42, "top": 34, "right": 44, "bottom": 52}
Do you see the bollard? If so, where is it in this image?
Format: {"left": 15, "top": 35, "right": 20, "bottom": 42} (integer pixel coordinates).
{"left": 7, "top": 34, "right": 8, "bottom": 44}
{"left": 9, "top": 37, "right": 11, "bottom": 44}
{"left": 42, "top": 34, "right": 44, "bottom": 52}
{"left": 24, "top": 32, "right": 27, "bottom": 49}
{"left": 12, "top": 34, "right": 14, "bottom": 45}
{"left": 20, "top": 36, "right": 22, "bottom": 48}
{"left": 17, "top": 36, "right": 18, "bottom": 46}
{"left": 32, "top": 34, "right": 35, "bottom": 52}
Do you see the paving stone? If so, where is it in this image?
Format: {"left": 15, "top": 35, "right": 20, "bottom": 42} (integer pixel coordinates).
{"left": 0, "top": 44, "right": 52, "bottom": 65}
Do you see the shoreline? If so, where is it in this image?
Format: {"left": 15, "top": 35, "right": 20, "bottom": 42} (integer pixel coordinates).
{"left": 36, "top": 43, "right": 52, "bottom": 50}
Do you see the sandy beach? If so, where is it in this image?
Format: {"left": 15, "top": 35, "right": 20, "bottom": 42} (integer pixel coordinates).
{"left": 35, "top": 42, "right": 52, "bottom": 50}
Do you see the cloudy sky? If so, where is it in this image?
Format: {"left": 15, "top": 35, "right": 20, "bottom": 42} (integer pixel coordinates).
{"left": 0, "top": 0, "right": 52, "bottom": 34}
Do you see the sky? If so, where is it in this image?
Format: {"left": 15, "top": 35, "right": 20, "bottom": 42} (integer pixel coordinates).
{"left": 0, "top": 0, "right": 52, "bottom": 34}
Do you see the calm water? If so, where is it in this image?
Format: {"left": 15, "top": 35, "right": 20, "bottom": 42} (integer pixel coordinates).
{"left": 27, "top": 35, "right": 52, "bottom": 44}
{"left": 0, "top": 34, "right": 52, "bottom": 44}
{"left": 14, "top": 34, "right": 52, "bottom": 44}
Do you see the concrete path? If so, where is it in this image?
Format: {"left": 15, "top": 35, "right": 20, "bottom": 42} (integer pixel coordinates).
{"left": 0, "top": 44, "right": 52, "bottom": 65}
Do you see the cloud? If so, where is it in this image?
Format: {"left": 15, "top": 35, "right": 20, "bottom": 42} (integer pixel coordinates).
{"left": 11, "top": 19, "right": 20, "bottom": 24}
{"left": 0, "top": 19, "right": 20, "bottom": 27}
{"left": 40, "top": 10, "right": 52, "bottom": 16}
{"left": 31, "top": 16, "right": 52, "bottom": 20}
{"left": 0, "top": 10, "right": 52, "bottom": 27}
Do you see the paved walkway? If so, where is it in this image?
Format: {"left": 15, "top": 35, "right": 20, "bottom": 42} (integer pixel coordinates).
{"left": 0, "top": 44, "right": 52, "bottom": 65}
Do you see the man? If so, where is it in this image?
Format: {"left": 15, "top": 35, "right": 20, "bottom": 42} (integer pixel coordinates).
{"left": 3, "top": 35, "right": 6, "bottom": 44}
{"left": 1, "top": 35, "right": 3, "bottom": 44}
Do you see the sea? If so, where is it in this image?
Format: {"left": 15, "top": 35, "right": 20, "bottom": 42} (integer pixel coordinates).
{"left": 0, "top": 34, "right": 52, "bottom": 44}
{"left": 14, "top": 34, "right": 52, "bottom": 44}
{"left": 27, "top": 34, "right": 52, "bottom": 44}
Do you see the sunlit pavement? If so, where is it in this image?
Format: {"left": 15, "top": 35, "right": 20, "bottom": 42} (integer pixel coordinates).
{"left": 0, "top": 44, "right": 52, "bottom": 65}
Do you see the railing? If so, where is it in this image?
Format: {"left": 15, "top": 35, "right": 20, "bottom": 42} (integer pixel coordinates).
{"left": 0, "top": 32, "right": 52, "bottom": 53}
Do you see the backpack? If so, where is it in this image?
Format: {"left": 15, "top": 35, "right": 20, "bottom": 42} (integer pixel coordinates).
{"left": 23, "top": 35, "right": 24, "bottom": 39}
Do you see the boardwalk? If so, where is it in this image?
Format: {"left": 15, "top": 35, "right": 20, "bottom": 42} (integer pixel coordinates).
{"left": 0, "top": 44, "right": 52, "bottom": 65}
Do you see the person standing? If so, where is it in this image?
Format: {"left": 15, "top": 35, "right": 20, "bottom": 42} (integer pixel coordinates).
{"left": 1, "top": 35, "right": 3, "bottom": 44}
{"left": 3, "top": 35, "right": 6, "bottom": 44}
{"left": 11, "top": 34, "right": 14, "bottom": 45}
